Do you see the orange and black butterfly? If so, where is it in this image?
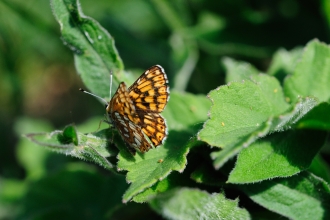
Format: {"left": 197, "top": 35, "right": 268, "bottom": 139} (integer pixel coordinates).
{"left": 80, "top": 65, "right": 170, "bottom": 153}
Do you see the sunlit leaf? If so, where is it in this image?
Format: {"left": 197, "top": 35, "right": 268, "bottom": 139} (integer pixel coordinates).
{"left": 284, "top": 39, "right": 330, "bottom": 103}
{"left": 240, "top": 172, "right": 330, "bottom": 220}
{"left": 228, "top": 130, "right": 327, "bottom": 183}
{"left": 51, "top": 0, "right": 124, "bottom": 99}
{"left": 199, "top": 74, "right": 290, "bottom": 168}
{"left": 222, "top": 57, "right": 259, "bottom": 83}
{"left": 25, "top": 125, "right": 116, "bottom": 170}
{"left": 150, "top": 188, "right": 251, "bottom": 220}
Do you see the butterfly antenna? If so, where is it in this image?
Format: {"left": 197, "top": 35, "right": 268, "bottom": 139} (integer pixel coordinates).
{"left": 79, "top": 88, "right": 109, "bottom": 106}
{"left": 109, "top": 70, "right": 113, "bottom": 98}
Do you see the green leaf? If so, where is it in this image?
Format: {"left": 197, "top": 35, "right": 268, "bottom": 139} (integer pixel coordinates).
{"left": 210, "top": 97, "right": 318, "bottom": 170}
{"left": 228, "top": 130, "right": 327, "bottom": 183}
{"left": 222, "top": 57, "right": 259, "bottom": 83}
{"left": 132, "top": 172, "right": 196, "bottom": 203}
{"left": 199, "top": 74, "right": 289, "bottom": 148}
{"left": 131, "top": 138, "right": 206, "bottom": 203}
{"left": 117, "top": 91, "right": 210, "bottom": 202}
{"left": 240, "top": 172, "right": 330, "bottom": 220}
{"left": 270, "top": 97, "right": 318, "bottom": 132}
{"left": 50, "top": 0, "right": 124, "bottom": 98}
{"left": 210, "top": 118, "right": 272, "bottom": 170}
{"left": 25, "top": 125, "right": 116, "bottom": 170}
{"left": 150, "top": 188, "right": 251, "bottom": 220}
{"left": 267, "top": 47, "right": 303, "bottom": 82}
{"left": 162, "top": 91, "right": 211, "bottom": 131}
{"left": 17, "top": 163, "right": 128, "bottom": 219}
{"left": 296, "top": 102, "right": 330, "bottom": 130}
{"left": 57, "top": 124, "right": 79, "bottom": 145}
{"left": 198, "top": 74, "right": 290, "bottom": 168}
{"left": 284, "top": 39, "right": 330, "bottom": 103}
{"left": 117, "top": 135, "right": 191, "bottom": 203}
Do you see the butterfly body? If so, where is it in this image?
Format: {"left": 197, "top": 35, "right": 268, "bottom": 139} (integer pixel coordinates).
{"left": 106, "top": 65, "right": 169, "bottom": 153}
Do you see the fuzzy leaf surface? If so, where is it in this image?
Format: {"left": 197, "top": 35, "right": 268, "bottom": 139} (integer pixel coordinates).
{"left": 240, "top": 172, "right": 330, "bottom": 220}
{"left": 199, "top": 74, "right": 290, "bottom": 168}
{"left": 25, "top": 125, "right": 116, "bottom": 170}
{"left": 228, "top": 130, "right": 327, "bottom": 183}
{"left": 284, "top": 39, "right": 330, "bottom": 103}
{"left": 150, "top": 188, "right": 250, "bottom": 220}
{"left": 199, "top": 74, "right": 289, "bottom": 148}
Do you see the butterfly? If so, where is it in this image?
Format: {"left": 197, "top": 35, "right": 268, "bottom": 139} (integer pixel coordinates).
{"left": 80, "top": 65, "right": 170, "bottom": 154}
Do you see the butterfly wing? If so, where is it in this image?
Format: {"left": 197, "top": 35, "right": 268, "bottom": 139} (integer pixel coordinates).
{"left": 107, "top": 83, "right": 153, "bottom": 152}
{"left": 107, "top": 65, "right": 170, "bottom": 152}
{"left": 128, "top": 65, "right": 170, "bottom": 147}
{"left": 128, "top": 65, "right": 170, "bottom": 113}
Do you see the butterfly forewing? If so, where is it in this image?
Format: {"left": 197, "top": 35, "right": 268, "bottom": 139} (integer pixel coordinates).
{"left": 128, "top": 65, "right": 170, "bottom": 113}
{"left": 107, "top": 65, "right": 169, "bottom": 153}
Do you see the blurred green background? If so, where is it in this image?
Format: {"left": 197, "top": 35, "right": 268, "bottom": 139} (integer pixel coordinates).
{"left": 1, "top": 0, "right": 330, "bottom": 219}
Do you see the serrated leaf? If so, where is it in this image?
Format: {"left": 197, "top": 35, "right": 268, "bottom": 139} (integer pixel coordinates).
{"left": 228, "top": 130, "right": 327, "bottom": 183}
{"left": 199, "top": 74, "right": 289, "bottom": 148}
{"left": 240, "top": 172, "right": 330, "bottom": 220}
{"left": 117, "top": 92, "right": 210, "bottom": 203}
{"left": 25, "top": 125, "right": 116, "bottom": 170}
{"left": 284, "top": 39, "right": 330, "bottom": 103}
{"left": 118, "top": 134, "right": 191, "bottom": 203}
{"left": 150, "top": 188, "right": 250, "bottom": 220}
{"left": 211, "top": 96, "right": 318, "bottom": 170}
{"left": 267, "top": 47, "right": 303, "bottom": 82}
{"left": 198, "top": 74, "right": 290, "bottom": 169}
{"left": 210, "top": 118, "right": 272, "bottom": 169}
{"left": 222, "top": 57, "right": 259, "bottom": 83}
{"left": 50, "top": 0, "right": 124, "bottom": 98}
